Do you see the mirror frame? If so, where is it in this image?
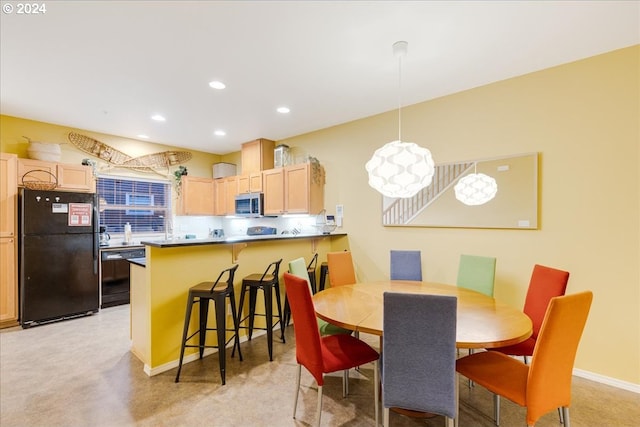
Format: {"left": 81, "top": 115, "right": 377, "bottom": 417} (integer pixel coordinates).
{"left": 382, "top": 152, "right": 539, "bottom": 229}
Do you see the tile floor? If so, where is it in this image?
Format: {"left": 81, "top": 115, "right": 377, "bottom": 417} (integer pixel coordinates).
{"left": 1, "top": 305, "right": 638, "bottom": 427}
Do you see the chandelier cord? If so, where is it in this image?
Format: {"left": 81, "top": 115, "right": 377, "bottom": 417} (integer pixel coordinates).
{"left": 397, "top": 49, "right": 403, "bottom": 142}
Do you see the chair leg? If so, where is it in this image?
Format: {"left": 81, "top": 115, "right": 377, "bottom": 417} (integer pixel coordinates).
{"left": 274, "top": 282, "right": 286, "bottom": 342}
{"left": 293, "top": 364, "right": 301, "bottom": 419}
{"left": 229, "top": 291, "right": 243, "bottom": 361}
{"left": 316, "top": 384, "right": 323, "bottom": 427}
{"left": 494, "top": 394, "right": 501, "bottom": 426}
{"left": 248, "top": 287, "right": 257, "bottom": 339}
{"left": 374, "top": 360, "right": 379, "bottom": 427}
{"left": 236, "top": 284, "right": 248, "bottom": 338}
{"left": 562, "top": 407, "right": 570, "bottom": 427}
{"left": 214, "top": 294, "right": 227, "bottom": 385}
{"left": 264, "top": 284, "right": 274, "bottom": 361}
{"left": 198, "top": 297, "right": 209, "bottom": 359}
{"left": 342, "top": 369, "right": 349, "bottom": 397}
{"left": 383, "top": 407, "right": 390, "bottom": 427}
{"left": 175, "top": 294, "right": 194, "bottom": 383}
{"left": 558, "top": 407, "right": 564, "bottom": 424}
{"left": 455, "top": 372, "right": 459, "bottom": 427}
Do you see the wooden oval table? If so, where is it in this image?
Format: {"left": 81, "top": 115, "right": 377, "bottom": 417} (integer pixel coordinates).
{"left": 313, "top": 280, "right": 532, "bottom": 349}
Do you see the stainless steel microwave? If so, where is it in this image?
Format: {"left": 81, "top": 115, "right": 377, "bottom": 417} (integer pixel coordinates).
{"left": 235, "top": 193, "right": 264, "bottom": 217}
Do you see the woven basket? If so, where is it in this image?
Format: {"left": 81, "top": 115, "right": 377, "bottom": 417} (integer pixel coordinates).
{"left": 22, "top": 170, "right": 58, "bottom": 191}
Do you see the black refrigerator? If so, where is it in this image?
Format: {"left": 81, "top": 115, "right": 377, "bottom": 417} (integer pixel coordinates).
{"left": 19, "top": 188, "right": 99, "bottom": 328}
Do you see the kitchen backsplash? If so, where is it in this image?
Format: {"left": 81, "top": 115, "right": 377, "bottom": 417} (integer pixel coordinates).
{"left": 173, "top": 214, "right": 327, "bottom": 239}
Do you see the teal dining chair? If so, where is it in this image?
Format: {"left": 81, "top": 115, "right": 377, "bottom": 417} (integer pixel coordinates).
{"left": 456, "top": 254, "right": 496, "bottom": 297}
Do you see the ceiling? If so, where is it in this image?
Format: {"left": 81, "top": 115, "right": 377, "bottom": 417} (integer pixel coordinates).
{"left": 1, "top": 1, "right": 638, "bottom": 155}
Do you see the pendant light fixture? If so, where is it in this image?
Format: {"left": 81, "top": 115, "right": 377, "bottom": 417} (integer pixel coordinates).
{"left": 454, "top": 163, "right": 498, "bottom": 206}
{"left": 365, "top": 41, "right": 435, "bottom": 199}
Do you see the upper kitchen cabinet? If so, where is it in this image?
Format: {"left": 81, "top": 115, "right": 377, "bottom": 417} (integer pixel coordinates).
{"left": 237, "top": 172, "right": 263, "bottom": 194}
{"left": 213, "top": 176, "right": 238, "bottom": 216}
{"left": 177, "top": 176, "right": 215, "bottom": 216}
{"left": 263, "top": 163, "right": 325, "bottom": 215}
{"left": 17, "top": 158, "right": 95, "bottom": 193}
{"left": 241, "top": 139, "right": 275, "bottom": 174}
{"left": 0, "top": 153, "right": 17, "bottom": 238}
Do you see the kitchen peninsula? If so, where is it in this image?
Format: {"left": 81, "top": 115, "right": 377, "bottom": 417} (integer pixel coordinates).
{"left": 131, "top": 232, "right": 348, "bottom": 376}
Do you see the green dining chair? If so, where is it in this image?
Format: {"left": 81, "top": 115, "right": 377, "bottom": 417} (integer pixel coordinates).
{"left": 288, "top": 257, "right": 351, "bottom": 336}
{"left": 456, "top": 254, "right": 496, "bottom": 297}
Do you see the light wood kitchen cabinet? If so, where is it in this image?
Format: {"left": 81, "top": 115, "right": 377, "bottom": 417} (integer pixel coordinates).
{"left": 17, "top": 158, "right": 95, "bottom": 192}
{"left": 237, "top": 172, "right": 263, "bottom": 194}
{"left": 177, "top": 176, "right": 215, "bottom": 215}
{"left": 241, "top": 139, "right": 275, "bottom": 174}
{"left": 224, "top": 176, "right": 238, "bottom": 214}
{"left": 213, "top": 178, "right": 226, "bottom": 216}
{"left": 284, "top": 163, "right": 325, "bottom": 214}
{"left": 263, "top": 168, "right": 285, "bottom": 215}
{"left": 0, "top": 153, "right": 18, "bottom": 328}
{"left": 213, "top": 176, "right": 238, "bottom": 216}
{"left": 262, "top": 163, "right": 325, "bottom": 215}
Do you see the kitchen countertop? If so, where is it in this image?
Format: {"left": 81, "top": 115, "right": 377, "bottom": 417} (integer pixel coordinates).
{"left": 99, "top": 243, "right": 145, "bottom": 250}
{"left": 141, "top": 232, "right": 347, "bottom": 248}
{"left": 127, "top": 257, "right": 146, "bottom": 267}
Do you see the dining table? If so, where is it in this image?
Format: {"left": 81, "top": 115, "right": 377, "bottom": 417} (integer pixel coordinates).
{"left": 312, "top": 280, "right": 532, "bottom": 349}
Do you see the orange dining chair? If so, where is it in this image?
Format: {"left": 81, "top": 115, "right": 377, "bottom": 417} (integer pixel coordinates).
{"left": 456, "top": 291, "right": 593, "bottom": 427}
{"left": 491, "top": 264, "right": 570, "bottom": 363}
{"left": 283, "top": 273, "right": 379, "bottom": 427}
{"left": 326, "top": 251, "right": 356, "bottom": 287}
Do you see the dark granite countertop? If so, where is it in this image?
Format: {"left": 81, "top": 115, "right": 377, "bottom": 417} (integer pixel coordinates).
{"left": 141, "top": 232, "right": 347, "bottom": 248}
{"left": 127, "top": 257, "right": 146, "bottom": 267}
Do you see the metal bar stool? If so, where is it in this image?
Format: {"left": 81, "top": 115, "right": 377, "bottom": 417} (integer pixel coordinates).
{"left": 236, "top": 259, "right": 285, "bottom": 361}
{"left": 318, "top": 261, "right": 329, "bottom": 292}
{"left": 175, "top": 264, "right": 242, "bottom": 385}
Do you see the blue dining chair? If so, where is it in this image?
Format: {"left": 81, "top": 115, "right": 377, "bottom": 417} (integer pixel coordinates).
{"left": 390, "top": 250, "right": 422, "bottom": 281}
{"left": 382, "top": 292, "right": 457, "bottom": 427}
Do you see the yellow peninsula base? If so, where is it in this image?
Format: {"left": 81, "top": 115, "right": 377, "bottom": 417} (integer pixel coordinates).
{"left": 131, "top": 233, "right": 349, "bottom": 376}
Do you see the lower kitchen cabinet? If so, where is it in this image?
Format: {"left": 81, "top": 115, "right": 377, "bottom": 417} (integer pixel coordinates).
{"left": 0, "top": 237, "right": 18, "bottom": 327}
{"left": 0, "top": 153, "right": 18, "bottom": 328}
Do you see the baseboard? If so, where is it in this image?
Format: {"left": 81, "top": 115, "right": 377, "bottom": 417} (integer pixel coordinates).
{"left": 143, "top": 329, "right": 266, "bottom": 377}
{"left": 573, "top": 368, "right": 640, "bottom": 394}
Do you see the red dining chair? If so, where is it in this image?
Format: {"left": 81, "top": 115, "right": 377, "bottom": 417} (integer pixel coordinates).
{"left": 457, "top": 291, "right": 593, "bottom": 427}
{"left": 492, "top": 264, "right": 570, "bottom": 363}
{"left": 283, "top": 272, "right": 379, "bottom": 427}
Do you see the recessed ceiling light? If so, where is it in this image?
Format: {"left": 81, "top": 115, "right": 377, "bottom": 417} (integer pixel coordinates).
{"left": 209, "top": 81, "right": 226, "bottom": 90}
{"left": 137, "top": 134, "right": 149, "bottom": 139}
{"left": 277, "top": 106, "right": 290, "bottom": 114}
{"left": 214, "top": 130, "right": 226, "bottom": 136}
{"left": 151, "top": 114, "right": 166, "bottom": 122}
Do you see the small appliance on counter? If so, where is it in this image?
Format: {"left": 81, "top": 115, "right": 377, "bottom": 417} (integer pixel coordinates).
{"left": 246, "top": 226, "right": 277, "bottom": 236}
{"left": 99, "top": 226, "right": 110, "bottom": 246}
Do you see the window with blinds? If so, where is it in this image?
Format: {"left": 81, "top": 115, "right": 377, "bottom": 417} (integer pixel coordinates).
{"left": 97, "top": 176, "right": 171, "bottom": 234}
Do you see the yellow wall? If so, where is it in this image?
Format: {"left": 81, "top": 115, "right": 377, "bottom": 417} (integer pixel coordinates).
{"left": 0, "top": 116, "right": 223, "bottom": 180}
{"left": 1, "top": 46, "right": 638, "bottom": 385}
{"left": 279, "top": 46, "right": 639, "bottom": 385}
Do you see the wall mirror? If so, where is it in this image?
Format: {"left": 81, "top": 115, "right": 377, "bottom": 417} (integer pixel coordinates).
{"left": 382, "top": 152, "right": 539, "bottom": 229}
